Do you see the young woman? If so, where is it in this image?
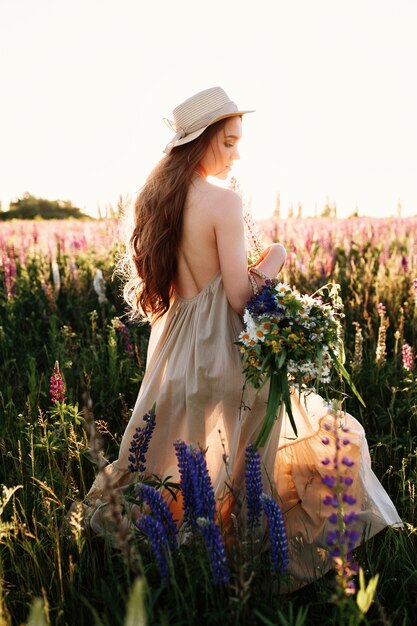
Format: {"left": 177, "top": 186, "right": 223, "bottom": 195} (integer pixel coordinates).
{"left": 83, "top": 87, "right": 402, "bottom": 590}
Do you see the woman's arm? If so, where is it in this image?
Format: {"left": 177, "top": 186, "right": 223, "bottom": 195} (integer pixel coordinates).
{"left": 213, "top": 190, "right": 286, "bottom": 315}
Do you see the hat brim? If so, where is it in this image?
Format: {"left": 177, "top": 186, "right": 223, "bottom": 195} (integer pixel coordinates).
{"left": 164, "top": 109, "right": 255, "bottom": 154}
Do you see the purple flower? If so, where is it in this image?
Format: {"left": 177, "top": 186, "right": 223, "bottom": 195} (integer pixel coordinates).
{"left": 344, "top": 476, "right": 353, "bottom": 486}
{"left": 247, "top": 282, "right": 283, "bottom": 316}
{"left": 342, "top": 456, "right": 354, "bottom": 467}
{"left": 135, "top": 514, "right": 170, "bottom": 580}
{"left": 245, "top": 444, "right": 263, "bottom": 530}
{"left": 135, "top": 484, "right": 177, "bottom": 549}
{"left": 343, "top": 511, "right": 359, "bottom": 525}
{"left": 116, "top": 318, "right": 134, "bottom": 357}
{"left": 50, "top": 360, "right": 65, "bottom": 403}
{"left": 322, "top": 475, "right": 336, "bottom": 488}
{"left": 342, "top": 493, "right": 357, "bottom": 505}
{"left": 128, "top": 406, "right": 156, "bottom": 473}
{"left": 327, "top": 530, "right": 340, "bottom": 546}
{"left": 197, "top": 517, "right": 230, "bottom": 585}
{"left": 324, "top": 494, "right": 339, "bottom": 508}
{"left": 173, "top": 441, "right": 216, "bottom": 529}
{"left": 345, "top": 529, "right": 360, "bottom": 548}
{"left": 260, "top": 494, "right": 289, "bottom": 574}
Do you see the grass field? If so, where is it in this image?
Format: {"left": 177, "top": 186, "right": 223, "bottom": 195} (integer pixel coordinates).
{"left": 1, "top": 216, "right": 416, "bottom": 625}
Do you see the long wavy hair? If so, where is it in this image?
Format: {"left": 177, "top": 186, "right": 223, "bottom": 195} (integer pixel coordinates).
{"left": 119, "top": 117, "right": 233, "bottom": 322}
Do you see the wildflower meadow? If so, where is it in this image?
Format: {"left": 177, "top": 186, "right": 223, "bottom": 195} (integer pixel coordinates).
{"left": 1, "top": 215, "right": 417, "bottom": 625}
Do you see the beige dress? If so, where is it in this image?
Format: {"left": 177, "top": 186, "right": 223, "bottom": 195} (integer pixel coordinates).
{"left": 85, "top": 272, "right": 403, "bottom": 589}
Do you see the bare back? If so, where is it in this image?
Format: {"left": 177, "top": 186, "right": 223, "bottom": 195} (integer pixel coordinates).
{"left": 174, "top": 175, "right": 287, "bottom": 314}
{"left": 174, "top": 177, "right": 226, "bottom": 299}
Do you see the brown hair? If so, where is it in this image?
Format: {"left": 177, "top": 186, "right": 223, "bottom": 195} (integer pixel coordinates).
{"left": 120, "top": 117, "right": 233, "bottom": 322}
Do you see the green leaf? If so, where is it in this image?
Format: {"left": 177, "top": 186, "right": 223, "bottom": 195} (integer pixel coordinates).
{"left": 260, "top": 353, "right": 274, "bottom": 376}
{"left": 328, "top": 347, "right": 366, "bottom": 407}
{"left": 124, "top": 577, "right": 147, "bottom": 626}
{"left": 356, "top": 567, "right": 379, "bottom": 615}
{"left": 282, "top": 374, "right": 298, "bottom": 437}
{"left": 254, "top": 372, "right": 283, "bottom": 447}
{"left": 276, "top": 349, "right": 287, "bottom": 370}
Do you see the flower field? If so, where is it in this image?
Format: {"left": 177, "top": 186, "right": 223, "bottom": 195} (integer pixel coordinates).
{"left": 1, "top": 216, "right": 417, "bottom": 625}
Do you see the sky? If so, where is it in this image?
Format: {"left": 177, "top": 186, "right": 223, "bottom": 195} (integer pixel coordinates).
{"left": 1, "top": 0, "right": 416, "bottom": 220}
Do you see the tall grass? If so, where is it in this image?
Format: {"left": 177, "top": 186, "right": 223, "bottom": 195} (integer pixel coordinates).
{"left": 1, "top": 217, "right": 416, "bottom": 625}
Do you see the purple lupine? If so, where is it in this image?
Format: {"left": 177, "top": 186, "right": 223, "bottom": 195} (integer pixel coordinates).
{"left": 197, "top": 517, "right": 230, "bottom": 585}
{"left": 2, "top": 253, "right": 11, "bottom": 300}
{"left": 402, "top": 343, "right": 415, "bottom": 371}
{"left": 260, "top": 494, "right": 289, "bottom": 574}
{"left": 401, "top": 255, "right": 408, "bottom": 272}
{"left": 173, "top": 441, "right": 216, "bottom": 528}
{"left": 173, "top": 440, "right": 195, "bottom": 526}
{"left": 135, "top": 484, "right": 177, "bottom": 549}
{"left": 135, "top": 514, "right": 171, "bottom": 580}
{"left": 50, "top": 361, "right": 65, "bottom": 403}
{"left": 128, "top": 405, "right": 156, "bottom": 473}
{"left": 174, "top": 440, "right": 229, "bottom": 584}
{"left": 321, "top": 417, "right": 359, "bottom": 596}
{"left": 245, "top": 444, "right": 263, "bottom": 530}
{"left": 116, "top": 319, "right": 134, "bottom": 357}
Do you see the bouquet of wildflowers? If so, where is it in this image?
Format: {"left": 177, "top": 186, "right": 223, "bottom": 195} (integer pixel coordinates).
{"left": 238, "top": 280, "right": 364, "bottom": 447}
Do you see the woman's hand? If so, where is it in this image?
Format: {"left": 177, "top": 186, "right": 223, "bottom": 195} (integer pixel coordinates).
{"left": 249, "top": 243, "right": 286, "bottom": 276}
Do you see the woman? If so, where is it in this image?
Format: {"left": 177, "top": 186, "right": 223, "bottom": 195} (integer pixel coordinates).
{"left": 84, "top": 86, "right": 402, "bottom": 590}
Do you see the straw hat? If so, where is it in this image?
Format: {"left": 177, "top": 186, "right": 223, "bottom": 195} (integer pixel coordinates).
{"left": 163, "top": 86, "right": 254, "bottom": 154}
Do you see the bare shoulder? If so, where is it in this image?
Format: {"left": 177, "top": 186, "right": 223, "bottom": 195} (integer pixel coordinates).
{"left": 202, "top": 185, "right": 243, "bottom": 224}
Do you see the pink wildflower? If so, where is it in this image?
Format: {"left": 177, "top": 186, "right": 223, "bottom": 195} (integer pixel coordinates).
{"left": 377, "top": 302, "right": 386, "bottom": 317}
{"left": 50, "top": 361, "right": 65, "bottom": 403}
{"left": 116, "top": 319, "right": 134, "bottom": 357}
{"left": 402, "top": 343, "right": 415, "bottom": 372}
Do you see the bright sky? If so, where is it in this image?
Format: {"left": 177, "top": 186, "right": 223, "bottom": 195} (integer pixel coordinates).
{"left": 1, "top": 0, "right": 416, "bottom": 219}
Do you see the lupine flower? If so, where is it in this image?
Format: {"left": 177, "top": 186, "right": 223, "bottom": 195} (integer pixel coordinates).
{"left": 245, "top": 444, "right": 263, "bottom": 530}
{"left": 135, "top": 484, "right": 177, "bottom": 549}
{"left": 51, "top": 260, "right": 61, "bottom": 296}
{"left": 115, "top": 318, "right": 134, "bottom": 357}
{"left": 375, "top": 303, "right": 387, "bottom": 367}
{"left": 197, "top": 517, "right": 230, "bottom": 585}
{"left": 2, "top": 249, "right": 17, "bottom": 301}
{"left": 93, "top": 268, "right": 107, "bottom": 303}
{"left": 321, "top": 414, "right": 359, "bottom": 597}
{"left": 260, "top": 494, "right": 289, "bottom": 574}
{"left": 402, "top": 342, "right": 415, "bottom": 371}
{"left": 135, "top": 514, "right": 171, "bottom": 580}
{"left": 351, "top": 321, "right": 363, "bottom": 373}
{"left": 173, "top": 440, "right": 216, "bottom": 528}
{"left": 50, "top": 360, "right": 65, "bottom": 403}
{"left": 174, "top": 441, "right": 228, "bottom": 584}
{"left": 128, "top": 406, "right": 156, "bottom": 473}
